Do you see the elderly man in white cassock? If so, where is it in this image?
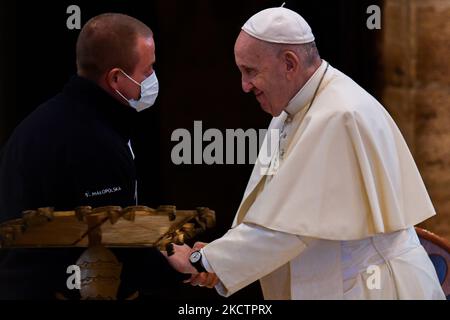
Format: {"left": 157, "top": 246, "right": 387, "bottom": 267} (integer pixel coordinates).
{"left": 164, "top": 7, "right": 445, "bottom": 299}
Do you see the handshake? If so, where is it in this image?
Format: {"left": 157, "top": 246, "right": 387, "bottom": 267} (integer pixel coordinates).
{"left": 162, "top": 242, "right": 220, "bottom": 288}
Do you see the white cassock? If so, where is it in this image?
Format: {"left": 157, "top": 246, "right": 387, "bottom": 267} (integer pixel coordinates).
{"left": 201, "top": 60, "right": 445, "bottom": 300}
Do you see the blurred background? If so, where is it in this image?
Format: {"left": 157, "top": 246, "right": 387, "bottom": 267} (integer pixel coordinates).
{"left": 0, "top": 0, "right": 449, "bottom": 299}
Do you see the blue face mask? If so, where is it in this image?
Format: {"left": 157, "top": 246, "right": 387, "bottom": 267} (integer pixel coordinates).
{"left": 115, "top": 70, "right": 159, "bottom": 112}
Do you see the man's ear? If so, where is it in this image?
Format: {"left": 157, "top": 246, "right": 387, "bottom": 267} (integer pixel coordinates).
{"left": 105, "top": 68, "right": 123, "bottom": 91}
{"left": 284, "top": 51, "right": 300, "bottom": 80}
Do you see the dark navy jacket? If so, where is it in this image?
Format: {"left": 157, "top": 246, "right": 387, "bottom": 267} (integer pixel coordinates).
{"left": 0, "top": 75, "right": 137, "bottom": 219}
{"left": 0, "top": 76, "right": 183, "bottom": 299}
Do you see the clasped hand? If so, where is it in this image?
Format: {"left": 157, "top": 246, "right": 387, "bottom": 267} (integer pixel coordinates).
{"left": 162, "top": 242, "right": 219, "bottom": 288}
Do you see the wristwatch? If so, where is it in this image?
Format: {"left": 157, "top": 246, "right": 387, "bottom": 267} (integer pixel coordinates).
{"left": 189, "top": 250, "right": 206, "bottom": 273}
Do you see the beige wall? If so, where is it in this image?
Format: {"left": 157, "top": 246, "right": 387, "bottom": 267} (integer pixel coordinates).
{"left": 381, "top": 0, "right": 450, "bottom": 239}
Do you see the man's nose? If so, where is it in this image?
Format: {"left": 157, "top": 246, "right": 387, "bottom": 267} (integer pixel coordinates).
{"left": 242, "top": 79, "right": 254, "bottom": 93}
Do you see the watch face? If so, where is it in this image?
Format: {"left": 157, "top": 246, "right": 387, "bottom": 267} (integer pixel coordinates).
{"left": 190, "top": 251, "right": 201, "bottom": 263}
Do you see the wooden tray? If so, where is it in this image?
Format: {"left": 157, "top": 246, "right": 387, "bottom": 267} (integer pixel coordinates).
{"left": 0, "top": 205, "right": 215, "bottom": 249}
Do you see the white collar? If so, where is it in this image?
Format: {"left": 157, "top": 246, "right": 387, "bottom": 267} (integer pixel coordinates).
{"left": 285, "top": 59, "right": 327, "bottom": 116}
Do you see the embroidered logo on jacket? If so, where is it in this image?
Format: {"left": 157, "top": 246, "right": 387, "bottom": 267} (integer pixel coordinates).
{"left": 84, "top": 186, "right": 122, "bottom": 198}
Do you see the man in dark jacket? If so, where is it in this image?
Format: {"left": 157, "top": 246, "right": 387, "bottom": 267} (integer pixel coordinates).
{"left": 0, "top": 13, "right": 182, "bottom": 299}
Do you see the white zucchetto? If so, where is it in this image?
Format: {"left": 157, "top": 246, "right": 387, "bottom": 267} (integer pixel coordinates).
{"left": 242, "top": 7, "right": 315, "bottom": 44}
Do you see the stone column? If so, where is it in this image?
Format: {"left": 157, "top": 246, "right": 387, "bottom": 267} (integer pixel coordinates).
{"left": 381, "top": 0, "right": 450, "bottom": 239}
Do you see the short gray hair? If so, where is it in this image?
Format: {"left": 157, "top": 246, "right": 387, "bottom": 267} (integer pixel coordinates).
{"left": 266, "top": 41, "right": 320, "bottom": 68}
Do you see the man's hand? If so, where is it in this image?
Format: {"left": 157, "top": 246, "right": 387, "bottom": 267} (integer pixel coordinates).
{"left": 162, "top": 242, "right": 220, "bottom": 288}
{"left": 186, "top": 242, "right": 220, "bottom": 288}
{"left": 161, "top": 243, "right": 198, "bottom": 274}
{"left": 193, "top": 241, "right": 208, "bottom": 251}
{"left": 184, "top": 272, "right": 219, "bottom": 288}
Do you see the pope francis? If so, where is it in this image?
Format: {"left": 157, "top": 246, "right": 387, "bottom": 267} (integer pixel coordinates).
{"left": 164, "top": 7, "right": 445, "bottom": 300}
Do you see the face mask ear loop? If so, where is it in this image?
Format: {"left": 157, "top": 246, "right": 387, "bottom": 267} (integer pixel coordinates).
{"left": 115, "top": 89, "right": 131, "bottom": 104}
{"left": 119, "top": 69, "right": 142, "bottom": 87}
{"left": 116, "top": 70, "right": 142, "bottom": 104}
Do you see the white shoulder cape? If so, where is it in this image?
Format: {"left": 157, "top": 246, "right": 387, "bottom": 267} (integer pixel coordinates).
{"left": 233, "top": 66, "right": 435, "bottom": 240}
